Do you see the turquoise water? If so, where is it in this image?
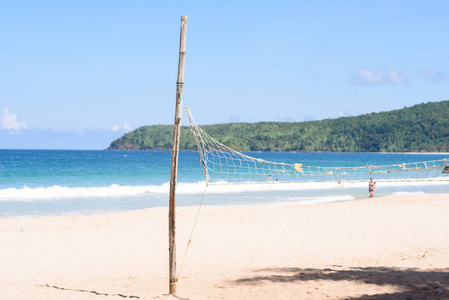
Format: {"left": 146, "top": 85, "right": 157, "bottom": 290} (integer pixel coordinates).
{"left": 1, "top": 150, "right": 448, "bottom": 218}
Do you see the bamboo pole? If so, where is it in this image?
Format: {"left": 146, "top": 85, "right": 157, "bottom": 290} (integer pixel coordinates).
{"left": 169, "top": 15, "right": 187, "bottom": 295}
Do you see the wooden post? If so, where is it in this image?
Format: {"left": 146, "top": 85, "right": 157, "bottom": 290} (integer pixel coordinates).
{"left": 169, "top": 15, "right": 187, "bottom": 295}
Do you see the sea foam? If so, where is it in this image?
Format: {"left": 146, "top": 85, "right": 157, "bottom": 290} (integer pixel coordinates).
{"left": 0, "top": 178, "right": 448, "bottom": 202}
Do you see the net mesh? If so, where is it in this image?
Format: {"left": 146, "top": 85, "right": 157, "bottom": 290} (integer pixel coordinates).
{"left": 185, "top": 106, "right": 449, "bottom": 185}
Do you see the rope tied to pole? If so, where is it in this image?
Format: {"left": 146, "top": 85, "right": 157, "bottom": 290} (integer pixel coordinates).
{"left": 176, "top": 185, "right": 208, "bottom": 283}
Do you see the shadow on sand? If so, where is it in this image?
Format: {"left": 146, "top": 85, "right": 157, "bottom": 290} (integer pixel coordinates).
{"left": 234, "top": 266, "right": 449, "bottom": 299}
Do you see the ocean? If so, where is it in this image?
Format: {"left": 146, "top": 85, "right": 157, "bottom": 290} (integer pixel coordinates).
{"left": 1, "top": 149, "right": 448, "bottom": 218}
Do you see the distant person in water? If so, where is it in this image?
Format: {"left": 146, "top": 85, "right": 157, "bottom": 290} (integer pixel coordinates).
{"left": 368, "top": 178, "right": 376, "bottom": 198}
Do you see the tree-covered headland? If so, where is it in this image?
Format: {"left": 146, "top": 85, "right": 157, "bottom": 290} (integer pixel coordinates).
{"left": 107, "top": 100, "right": 449, "bottom": 152}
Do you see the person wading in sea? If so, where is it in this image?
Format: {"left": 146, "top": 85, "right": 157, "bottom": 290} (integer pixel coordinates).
{"left": 368, "top": 178, "right": 376, "bottom": 198}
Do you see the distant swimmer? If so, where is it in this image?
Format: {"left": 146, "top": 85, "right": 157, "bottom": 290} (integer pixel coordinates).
{"left": 368, "top": 178, "right": 376, "bottom": 198}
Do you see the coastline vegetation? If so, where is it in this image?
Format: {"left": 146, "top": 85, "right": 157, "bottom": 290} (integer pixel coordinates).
{"left": 107, "top": 100, "right": 449, "bottom": 152}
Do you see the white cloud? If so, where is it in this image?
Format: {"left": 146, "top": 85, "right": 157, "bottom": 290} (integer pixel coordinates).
{"left": 111, "top": 122, "right": 133, "bottom": 132}
{"left": 352, "top": 68, "right": 408, "bottom": 85}
{"left": 0, "top": 108, "right": 28, "bottom": 131}
{"left": 111, "top": 125, "right": 122, "bottom": 132}
{"left": 417, "top": 67, "right": 447, "bottom": 82}
{"left": 123, "top": 123, "right": 132, "bottom": 132}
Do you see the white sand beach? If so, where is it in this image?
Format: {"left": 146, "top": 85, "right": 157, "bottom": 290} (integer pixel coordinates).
{"left": 1, "top": 193, "right": 448, "bottom": 299}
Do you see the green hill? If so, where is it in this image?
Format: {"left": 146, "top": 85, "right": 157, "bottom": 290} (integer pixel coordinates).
{"left": 107, "top": 100, "right": 449, "bottom": 152}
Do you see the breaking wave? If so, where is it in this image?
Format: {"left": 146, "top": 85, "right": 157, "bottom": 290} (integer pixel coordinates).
{"left": 1, "top": 179, "right": 447, "bottom": 202}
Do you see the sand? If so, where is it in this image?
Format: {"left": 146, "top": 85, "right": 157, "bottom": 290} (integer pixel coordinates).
{"left": 1, "top": 193, "right": 448, "bottom": 299}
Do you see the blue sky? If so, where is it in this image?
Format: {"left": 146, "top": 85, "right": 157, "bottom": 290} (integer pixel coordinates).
{"left": 1, "top": 0, "right": 448, "bottom": 149}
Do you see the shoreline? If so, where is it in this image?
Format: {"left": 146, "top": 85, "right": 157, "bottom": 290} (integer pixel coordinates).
{"left": 108, "top": 148, "right": 449, "bottom": 155}
{"left": 3, "top": 182, "right": 449, "bottom": 220}
{"left": 2, "top": 182, "right": 449, "bottom": 220}
{"left": 4, "top": 148, "right": 448, "bottom": 155}
{"left": 1, "top": 193, "right": 449, "bottom": 299}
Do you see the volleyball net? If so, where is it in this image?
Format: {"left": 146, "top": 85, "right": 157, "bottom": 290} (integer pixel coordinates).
{"left": 185, "top": 106, "right": 449, "bottom": 185}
